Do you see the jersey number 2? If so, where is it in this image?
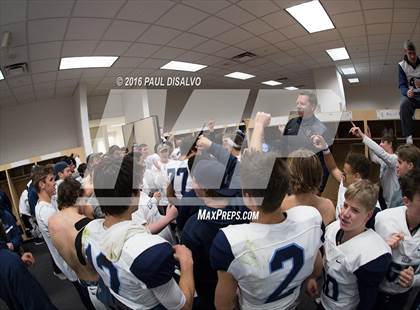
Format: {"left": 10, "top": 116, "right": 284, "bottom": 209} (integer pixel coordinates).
{"left": 266, "top": 244, "right": 304, "bottom": 303}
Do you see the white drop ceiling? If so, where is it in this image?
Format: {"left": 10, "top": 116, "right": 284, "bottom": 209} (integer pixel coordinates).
{"left": 0, "top": 0, "right": 419, "bottom": 107}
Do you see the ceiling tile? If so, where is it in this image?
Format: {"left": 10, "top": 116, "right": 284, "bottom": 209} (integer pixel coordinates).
{"left": 364, "top": 9, "right": 392, "bottom": 24}
{"left": 216, "top": 5, "right": 255, "bottom": 25}
{"left": 331, "top": 11, "right": 364, "bottom": 27}
{"left": 214, "top": 46, "right": 244, "bottom": 58}
{"left": 194, "top": 39, "right": 227, "bottom": 53}
{"left": 72, "top": 1, "right": 124, "bottom": 18}
{"left": 280, "top": 24, "right": 307, "bottom": 39}
{"left": 339, "top": 25, "right": 366, "bottom": 38}
{"left": 152, "top": 47, "right": 186, "bottom": 60}
{"left": 7, "top": 75, "right": 32, "bottom": 88}
{"left": 368, "top": 34, "right": 390, "bottom": 44}
{"left": 56, "top": 79, "right": 79, "bottom": 88}
{"left": 28, "top": 18, "right": 67, "bottom": 43}
{"left": 28, "top": 0, "right": 74, "bottom": 19}
{"left": 182, "top": 0, "right": 231, "bottom": 14}
{"left": 1, "top": 46, "right": 28, "bottom": 66}
{"left": 393, "top": 9, "right": 420, "bottom": 22}
{"left": 57, "top": 69, "right": 83, "bottom": 80}
{"left": 62, "top": 41, "right": 98, "bottom": 57}
{"left": 196, "top": 55, "right": 225, "bottom": 66}
{"left": 94, "top": 41, "right": 131, "bottom": 55}
{"left": 30, "top": 59, "right": 59, "bottom": 73}
{"left": 262, "top": 10, "right": 295, "bottom": 29}
{"left": 392, "top": 23, "right": 416, "bottom": 34}
{"left": 345, "top": 36, "right": 368, "bottom": 45}
{"left": 241, "top": 19, "right": 274, "bottom": 35}
{"left": 260, "top": 30, "right": 288, "bottom": 43}
{"left": 237, "top": 0, "right": 279, "bottom": 17}
{"left": 215, "top": 27, "right": 253, "bottom": 44}
{"left": 235, "top": 37, "right": 268, "bottom": 51}
{"left": 0, "top": 22, "right": 26, "bottom": 46}
{"left": 175, "top": 51, "right": 207, "bottom": 62}
{"left": 30, "top": 41, "right": 62, "bottom": 61}
{"left": 103, "top": 21, "right": 148, "bottom": 42}
{"left": 82, "top": 68, "right": 108, "bottom": 78}
{"left": 157, "top": 4, "right": 209, "bottom": 30}
{"left": 123, "top": 43, "right": 161, "bottom": 57}
{"left": 0, "top": 1, "right": 26, "bottom": 26}
{"left": 139, "top": 58, "right": 168, "bottom": 69}
{"left": 310, "top": 29, "right": 341, "bottom": 43}
{"left": 292, "top": 35, "right": 318, "bottom": 47}
{"left": 367, "top": 23, "right": 392, "bottom": 35}
{"left": 66, "top": 18, "right": 111, "bottom": 40}
{"left": 138, "top": 26, "right": 181, "bottom": 45}
{"left": 275, "top": 40, "right": 297, "bottom": 51}
{"left": 322, "top": 0, "right": 361, "bottom": 15}
{"left": 31, "top": 72, "right": 57, "bottom": 83}
{"left": 112, "top": 57, "right": 145, "bottom": 69}
{"left": 394, "top": 0, "right": 420, "bottom": 9}
{"left": 117, "top": 1, "right": 175, "bottom": 23}
{"left": 189, "top": 17, "right": 235, "bottom": 37}
{"left": 167, "top": 33, "right": 207, "bottom": 49}
{"left": 253, "top": 45, "right": 279, "bottom": 56}
{"left": 105, "top": 68, "right": 132, "bottom": 77}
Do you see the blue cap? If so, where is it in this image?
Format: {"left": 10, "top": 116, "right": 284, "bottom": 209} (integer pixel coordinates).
{"left": 54, "top": 161, "right": 69, "bottom": 176}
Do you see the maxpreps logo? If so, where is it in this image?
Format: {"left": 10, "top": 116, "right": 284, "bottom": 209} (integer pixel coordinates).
{"left": 197, "top": 209, "right": 259, "bottom": 221}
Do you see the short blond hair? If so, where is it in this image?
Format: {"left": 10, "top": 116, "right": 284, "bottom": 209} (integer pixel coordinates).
{"left": 344, "top": 179, "right": 378, "bottom": 211}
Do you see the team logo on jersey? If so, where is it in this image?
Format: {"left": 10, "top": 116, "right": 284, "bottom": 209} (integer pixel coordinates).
{"left": 402, "top": 256, "right": 412, "bottom": 264}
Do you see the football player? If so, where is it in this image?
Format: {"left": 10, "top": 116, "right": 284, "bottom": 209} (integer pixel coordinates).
{"left": 82, "top": 155, "right": 195, "bottom": 309}
{"left": 210, "top": 151, "right": 323, "bottom": 309}
{"left": 309, "top": 180, "right": 391, "bottom": 310}
{"left": 374, "top": 169, "right": 420, "bottom": 310}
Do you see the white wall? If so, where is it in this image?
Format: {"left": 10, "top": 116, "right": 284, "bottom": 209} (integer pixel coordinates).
{"left": 0, "top": 97, "right": 79, "bottom": 164}
{"left": 88, "top": 95, "right": 123, "bottom": 120}
{"left": 345, "top": 83, "right": 401, "bottom": 110}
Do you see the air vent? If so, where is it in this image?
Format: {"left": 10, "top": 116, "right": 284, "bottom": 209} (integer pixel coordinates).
{"left": 4, "top": 62, "right": 28, "bottom": 77}
{"left": 276, "top": 77, "right": 288, "bottom": 81}
{"left": 231, "top": 51, "right": 257, "bottom": 63}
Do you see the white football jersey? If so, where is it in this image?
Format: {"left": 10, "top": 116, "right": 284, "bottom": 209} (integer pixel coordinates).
{"left": 165, "top": 159, "right": 193, "bottom": 199}
{"left": 375, "top": 206, "right": 420, "bottom": 294}
{"left": 320, "top": 221, "right": 391, "bottom": 310}
{"left": 212, "top": 206, "right": 323, "bottom": 310}
{"left": 82, "top": 219, "right": 185, "bottom": 310}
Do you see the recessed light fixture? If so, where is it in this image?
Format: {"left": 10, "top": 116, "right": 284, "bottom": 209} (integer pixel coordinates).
{"left": 262, "top": 80, "right": 282, "bottom": 86}
{"left": 341, "top": 66, "right": 356, "bottom": 75}
{"left": 224, "top": 72, "right": 255, "bottom": 80}
{"left": 286, "top": 0, "right": 334, "bottom": 33}
{"left": 0, "top": 70, "right": 4, "bottom": 80}
{"left": 326, "top": 47, "right": 350, "bottom": 61}
{"left": 59, "top": 56, "right": 118, "bottom": 70}
{"left": 348, "top": 78, "right": 359, "bottom": 83}
{"left": 160, "top": 60, "right": 207, "bottom": 72}
{"left": 284, "top": 86, "right": 299, "bottom": 90}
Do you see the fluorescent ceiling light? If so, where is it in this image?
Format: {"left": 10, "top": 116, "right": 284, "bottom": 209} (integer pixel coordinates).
{"left": 286, "top": 0, "right": 334, "bottom": 33}
{"left": 348, "top": 78, "right": 359, "bottom": 83}
{"left": 284, "top": 86, "right": 298, "bottom": 90}
{"left": 326, "top": 47, "right": 350, "bottom": 61}
{"left": 0, "top": 70, "right": 4, "bottom": 80}
{"left": 160, "top": 61, "right": 207, "bottom": 72}
{"left": 341, "top": 66, "right": 356, "bottom": 75}
{"left": 60, "top": 56, "right": 118, "bottom": 70}
{"left": 224, "top": 72, "right": 255, "bottom": 80}
{"left": 262, "top": 80, "right": 282, "bottom": 86}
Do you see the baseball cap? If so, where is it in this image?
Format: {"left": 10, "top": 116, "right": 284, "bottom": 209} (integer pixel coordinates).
{"left": 54, "top": 161, "right": 69, "bottom": 176}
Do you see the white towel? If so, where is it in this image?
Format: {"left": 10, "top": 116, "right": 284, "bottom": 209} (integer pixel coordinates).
{"left": 101, "top": 220, "right": 149, "bottom": 262}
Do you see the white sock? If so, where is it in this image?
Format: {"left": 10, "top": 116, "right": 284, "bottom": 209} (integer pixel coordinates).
{"left": 406, "top": 135, "right": 413, "bottom": 144}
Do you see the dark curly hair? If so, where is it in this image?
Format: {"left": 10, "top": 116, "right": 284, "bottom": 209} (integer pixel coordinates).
{"left": 57, "top": 177, "right": 81, "bottom": 210}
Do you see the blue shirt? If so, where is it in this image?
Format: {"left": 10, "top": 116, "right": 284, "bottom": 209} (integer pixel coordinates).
{"left": 0, "top": 248, "right": 57, "bottom": 310}
{"left": 0, "top": 209, "right": 22, "bottom": 252}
